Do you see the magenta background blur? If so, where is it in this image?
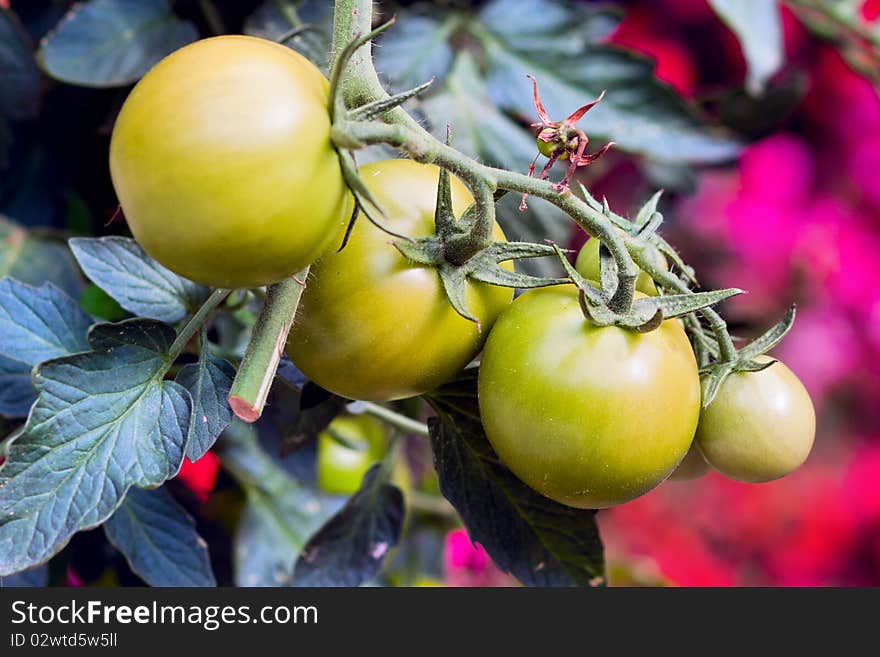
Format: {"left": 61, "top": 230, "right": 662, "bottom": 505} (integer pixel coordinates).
{"left": 445, "top": 0, "right": 880, "bottom": 587}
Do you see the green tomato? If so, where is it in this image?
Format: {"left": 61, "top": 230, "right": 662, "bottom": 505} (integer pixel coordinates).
{"left": 696, "top": 356, "right": 815, "bottom": 483}
{"left": 317, "top": 414, "right": 387, "bottom": 495}
{"left": 667, "top": 442, "right": 711, "bottom": 481}
{"left": 478, "top": 286, "right": 701, "bottom": 509}
{"left": 288, "top": 159, "right": 513, "bottom": 401}
{"left": 574, "top": 235, "right": 666, "bottom": 296}
{"left": 109, "top": 36, "right": 349, "bottom": 288}
{"left": 536, "top": 137, "right": 568, "bottom": 159}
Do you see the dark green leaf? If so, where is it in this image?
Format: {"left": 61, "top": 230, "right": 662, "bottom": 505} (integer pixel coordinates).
{"left": 292, "top": 464, "right": 404, "bottom": 587}
{"left": 708, "top": 0, "right": 783, "bottom": 95}
{"left": 0, "top": 10, "right": 41, "bottom": 121}
{"left": 219, "top": 422, "right": 337, "bottom": 586}
{"left": 0, "top": 279, "right": 92, "bottom": 418}
{"left": 244, "top": 0, "right": 331, "bottom": 70}
{"left": 476, "top": 0, "right": 741, "bottom": 163}
{"left": 175, "top": 337, "right": 235, "bottom": 462}
{"left": 37, "top": 0, "right": 198, "bottom": 88}
{"left": 70, "top": 236, "right": 210, "bottom": 323}
{"left": 0, "top": 319, "right": 190, "bottom": 576}
{"left": 0, "top": 278, "right": 91, "bottom": 364}
{"left": 426, "top": 372, "right": 606, "bottom": 587}
{"left": 104, "top": 486, "right": 216, "bottom": 587}
{"left": 0, "top": 564, "right": 48, "bottom": 587}
{"left": 0, "top": 216, "right": 83, "bottom": 298}
{"left": 0, "top": 355, "right": 33, "bottom": 417}
{"left": 374, "top": 11, "right": 455, "bottom": 91}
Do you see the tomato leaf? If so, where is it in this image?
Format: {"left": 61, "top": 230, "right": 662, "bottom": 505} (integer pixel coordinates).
{"left": 708, "top": 0, "right": 783, "bottom": 95}
{"left": 219, "top": 422, "right": 337, "bottom": 587}
{"left": 0, "top": 319, "right": 190, "bottom": 577}
{"left": 244, "top": 0, "right": 331, "bottom": 70}
{"left": 0, "top": 564, "right": 48, "bottom": 588}
{"left": 104, "top": 486, "right": 216, "bottom": 587}
{"left": 37, "top": 0, "right": 198, "bottom": 88}
{"left": 0, "top": 355, "right": 33, "bottom": 417}
{"left": 0, "top": 278, "right": 92, "bottom": 417}
{"left": 0, "top": 10, "right": 41, "bottom": 121}
{"left": 175, "top": 335, "right": 235, "bottom": 462}
{"left": 382, "top": 0, "right": 740, "bottom": 168}
{"left": 0, "top": 216, "right": 83, "bottom": 298}
{"left": 373, "top": 10, "right": 455, "bottom": 93}
{"left": 70, "top": 236, "right": 210, "bottom": 323}
{"left": 426, "top": 371, "right": 606, "bottom": 587}
{"left": 292, "top": 464, "right": 404, "bottom": 587}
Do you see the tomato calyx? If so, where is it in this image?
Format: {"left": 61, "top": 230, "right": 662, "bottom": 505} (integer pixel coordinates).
{"left": 392, "top": 166, "right": 567, "bottom": 326}
{"left": 552, "top": 242, "right": 743, "bottom": 332}
{"left": 699, "top": 306, "right": 797, "bottom": 407}
{"left": 520, "top": 75, "right": 615, "bottom": 210}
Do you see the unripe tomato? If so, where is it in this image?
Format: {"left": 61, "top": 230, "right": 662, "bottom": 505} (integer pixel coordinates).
{"left": 667, "top": 442, "right": 710, "bottom": 481}
{"left": 574, "top": 235, "right": 666, "bottom": 296}
{"left": 317, "top": 414, "right": 387, "bottom": 495}
{"left": 696, "top": 356, "right": 815, "bottom": 483}
{"left": 288, "top": 159, "right": 513, "bottom": 401}
{"left": 109, "top": 36, "right": 349, "bottom": 288}
{"left": 478, "top": 286, "right": 701, "bottom": 509}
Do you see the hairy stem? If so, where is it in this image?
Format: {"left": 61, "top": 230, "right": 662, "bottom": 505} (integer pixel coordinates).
{"left": 228, "top": 274, "right": 307, "bottom": 423}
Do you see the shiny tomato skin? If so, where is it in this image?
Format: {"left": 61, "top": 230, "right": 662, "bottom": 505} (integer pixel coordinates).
{"left": 288, "top": 159, "right": 513, "bottom": 402}
{"left": 109, "top": 36, "right": 349, "bottom": 288}
{"left": 696, "top": 356, "right": 815, "bottom": 483}
{"left": 317, "top": 414, "right": 387, "bottom": 495}
{"left": 478, "top": 285, "right": 701, "bottom": 509}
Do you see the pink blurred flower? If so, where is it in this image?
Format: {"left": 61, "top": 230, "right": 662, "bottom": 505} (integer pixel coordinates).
{"left": 442, "top": 529, "right": 517, "bottom": 587}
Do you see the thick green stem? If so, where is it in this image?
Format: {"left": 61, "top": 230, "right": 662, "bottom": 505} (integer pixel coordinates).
{"left": 228, "top": 273, "right": 308, "bottom": 423}
{"left": 353, "top": 401, "right": 430, "bottom": 438}
{"left": 168, "top": 288, "right": 230, "bottom": 360}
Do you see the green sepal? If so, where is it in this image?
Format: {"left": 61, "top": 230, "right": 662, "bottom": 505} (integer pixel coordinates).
{"left": 350, "top": 78, "right": 435, "bottom": 121}
{"left": 634, "top": 190, "right": 663, "bottom": 230}
{"left": 635, "top": 288, "right": 743, "bottom": 320}
{"left": 392, "top": 237, "right": 567, "bottom": 324}
{"left": 701, "top": 361, "right": 736, "bottom": 408}
{"left": 738, "top": 305, "right": 796, "bottom": 361}
{"left": 438, "top": 265, "right": 480, "bottom": 327}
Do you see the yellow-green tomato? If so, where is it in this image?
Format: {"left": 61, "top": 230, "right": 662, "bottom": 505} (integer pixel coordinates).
{"left": 667, "top": 442, "right": 711, "bottom": 481}
{"left": 696, "top": 357, "right": 815, "bottom": 483}
{"left": 574, "top": 235, "right": 666, "bottom": 296}
{"left": 109, "top": 36, "right": 349, "bottom": 288}
{"left": 288, "top": 159, "right": 513, "bottom": 402}
{"left": 478, "top": 286, "right": 701, "bottom": 509}
{"left": 317, "top": 415, "right": 387, "bottom": 495}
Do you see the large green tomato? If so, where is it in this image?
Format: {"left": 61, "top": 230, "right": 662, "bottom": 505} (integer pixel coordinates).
{"left": 288, "top": 159, "right": 513, "bottom": 401}
{"left": 317, "top": 414, "right": 387, "bottom": 495}
{"left": 478, "top": 286, "right": 701, "bottom": 509}
{"left": 696, "top": 356, "right": 815, "bottom": 483}
{"left": 574, "top": 234, "right": 666, "bottom": 296}
{"left": 109, "top": 36, "right": 349, "bottom": 288}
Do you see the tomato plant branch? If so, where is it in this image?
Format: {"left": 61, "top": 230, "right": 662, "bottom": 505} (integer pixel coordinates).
{"left": 352, "top": 401, "right": 431, "bottom": 438}
{"left": 168, "top": 288, "right": 230, "bottom": 360}
{"left": 333, "top": 0, "right": 736, "bottom": 347}
{"left": 228, "top": 273, "right": 308, "bottom": 423}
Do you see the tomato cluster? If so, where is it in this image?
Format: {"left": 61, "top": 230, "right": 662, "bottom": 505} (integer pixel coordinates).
{"left": 111, "top": 36, "right": 815, "bottom": 512}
